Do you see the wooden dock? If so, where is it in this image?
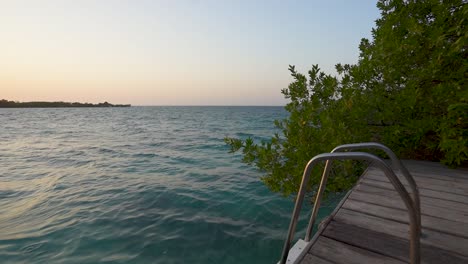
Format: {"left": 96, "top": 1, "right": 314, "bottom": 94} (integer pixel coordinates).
{"left": 295, "top": 160, "right": 468, "bottom": 264}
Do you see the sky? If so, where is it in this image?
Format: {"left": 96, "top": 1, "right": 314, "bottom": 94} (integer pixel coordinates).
{"left": 0, "top": 0, "right": 380, "bottom": 106}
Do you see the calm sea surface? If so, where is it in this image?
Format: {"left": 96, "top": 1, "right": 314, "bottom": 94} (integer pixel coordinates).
{"left": 0, "top": 106, "right": 336, "bottom": 264}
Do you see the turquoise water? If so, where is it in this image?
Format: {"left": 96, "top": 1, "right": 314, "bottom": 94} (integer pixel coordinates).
{"left": 0, "top": 106, "right": 337, "bottom": 264}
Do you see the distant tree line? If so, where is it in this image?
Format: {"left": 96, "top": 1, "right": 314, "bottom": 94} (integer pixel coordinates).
{"left": 0, "top": 99, "right": 131, "bottom": 108}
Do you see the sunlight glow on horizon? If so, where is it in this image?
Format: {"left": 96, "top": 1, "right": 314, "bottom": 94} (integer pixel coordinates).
{"left": 0, "top": 0, "right": 380, "bottom": 105}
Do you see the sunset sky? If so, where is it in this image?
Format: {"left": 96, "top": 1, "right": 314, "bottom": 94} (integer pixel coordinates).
{"left": 0, "top": 1, "right": 379, "bottom": 105}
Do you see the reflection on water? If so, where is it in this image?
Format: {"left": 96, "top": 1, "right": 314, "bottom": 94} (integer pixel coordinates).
{"left": 0, "top": 107, "right": 337, "bottom": 263}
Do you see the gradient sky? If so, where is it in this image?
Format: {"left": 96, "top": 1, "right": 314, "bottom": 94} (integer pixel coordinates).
{"left": 0, "top": 1, "right": 380, "bottom": 105}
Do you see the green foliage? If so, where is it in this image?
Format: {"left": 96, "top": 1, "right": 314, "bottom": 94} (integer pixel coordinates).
{"left": 224, "top": 65, "right": 368, "bottom": 197}
{"left": 225, "top": 0, "right": 467, "bottom": 196}
{"left": 439, "top": 103, "right": 468, "bottom": 166}
{"left": 364, "top": 0, "right": 468, "bottom": 161}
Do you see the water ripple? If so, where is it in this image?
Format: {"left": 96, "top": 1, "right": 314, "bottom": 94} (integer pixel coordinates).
{"left": 0, "top": 107, "right": 335, "bottom": 264}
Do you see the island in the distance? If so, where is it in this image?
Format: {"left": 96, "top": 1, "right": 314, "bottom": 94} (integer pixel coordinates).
{"left": 0, "top": 99, "right": 131, "bottom": 108}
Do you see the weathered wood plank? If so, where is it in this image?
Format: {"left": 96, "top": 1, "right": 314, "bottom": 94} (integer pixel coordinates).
{"left": 354, "top": 183, "right": 468, "bottom": 213}
{"left": 334, "top": 208, "right": 468, "bottom": 257}
{"left": 366, "top": 169, "right": 468, "bottom": 195}
{"left": 323, "top": 220, "right": 468, "bottom": 264}
{"left": 300, "top": 254, "right": 335, "bottom": 264}
{"left": 372, "top": 160, "right": 468, "bottom": 179}
{"left": 297, "top": 161, "right": 468, "bottom": 264}
{"left": 342, "top": 198, "right": 468, "bottom": 238}
{"left": 400, "top": 160, "right": 468, "bottom": 178}
{"left": 349, "top": 187, "right": 468, "bottom": 223}
{"left": 370, "top": 168, "right": 468, "bottom": 190}
{"left": 368, "top": 167, "right": 468, "bottom": 182}
{"left": 407, "top": 171, "right": 468, "bottom": 183}
{"left": 361, "top": 179, "right": 468, "bottom": 204}
{"left": 308, "top": 236, "right": 405, "bottom": 264}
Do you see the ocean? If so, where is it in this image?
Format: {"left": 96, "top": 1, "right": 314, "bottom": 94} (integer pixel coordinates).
{"left": 0, "top": 106, "right": 337, "bottom": 264}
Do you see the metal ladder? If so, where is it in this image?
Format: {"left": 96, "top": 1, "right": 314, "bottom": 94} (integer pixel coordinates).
{"left": 279, "top": 142, "right": 421, "bottom": 264}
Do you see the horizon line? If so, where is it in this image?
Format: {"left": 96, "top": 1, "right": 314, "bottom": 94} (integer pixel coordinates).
{"left": 134, "top": 104, "right": 286, "bottom": 107}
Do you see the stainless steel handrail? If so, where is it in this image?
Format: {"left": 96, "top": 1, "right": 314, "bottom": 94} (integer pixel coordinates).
{"left": 331, "top": 142, "right": 420, "bottom": 233}
{"left": 306, "top": 143, "right": 421, "bottom": 242}
{"left": 279, "top": 152, "right": 420, "bottom": 264}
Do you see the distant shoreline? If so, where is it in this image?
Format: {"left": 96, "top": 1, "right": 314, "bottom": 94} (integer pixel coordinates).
{"left": 0, "top": 99, "right": 131, "bottom": 108}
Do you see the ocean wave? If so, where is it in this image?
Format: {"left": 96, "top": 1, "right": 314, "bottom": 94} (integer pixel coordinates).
{"left": 0, "top": 106, "right": 336, "bottom": 264}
